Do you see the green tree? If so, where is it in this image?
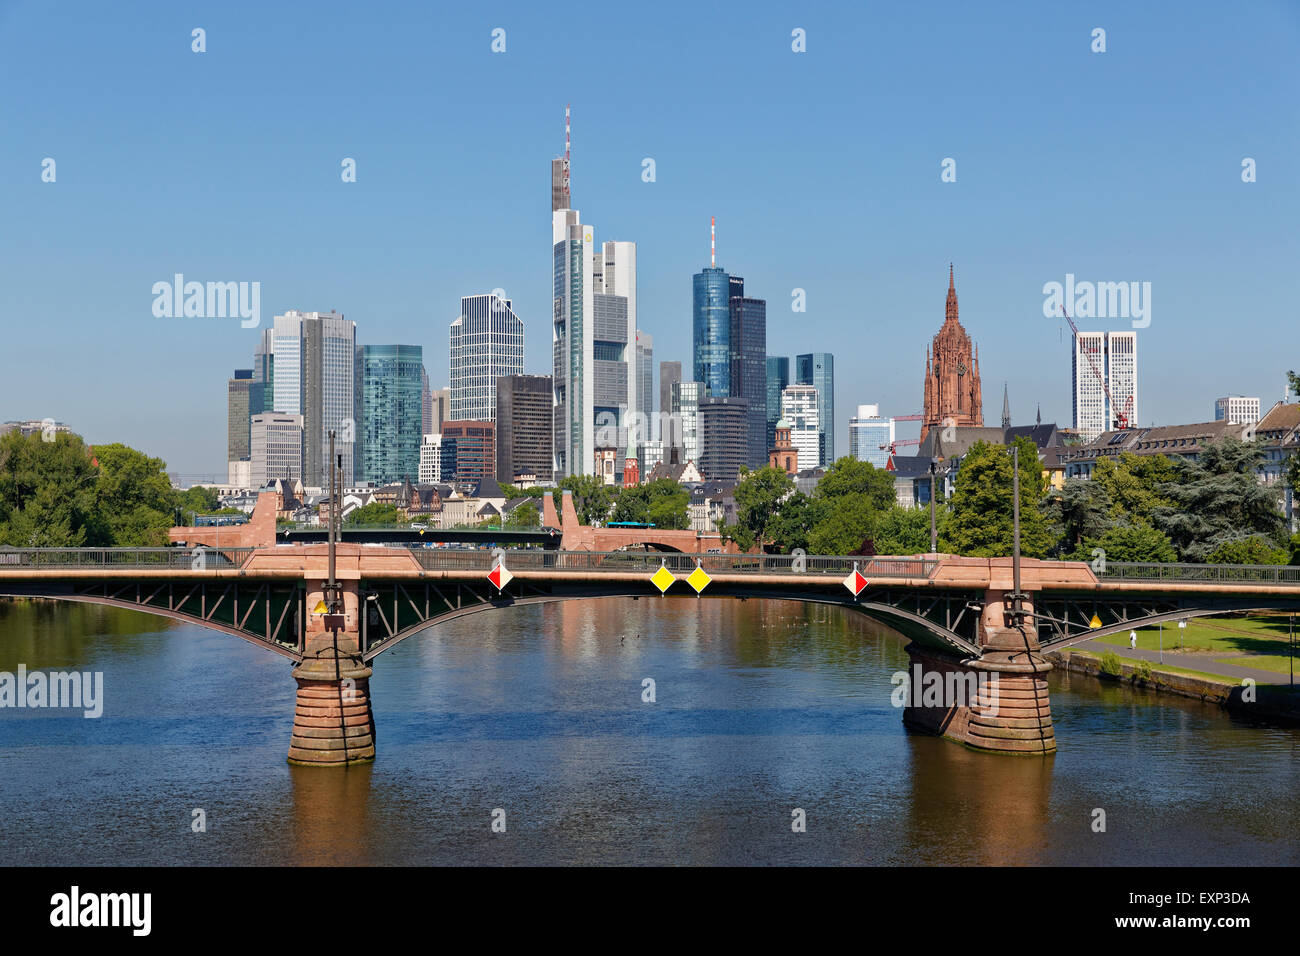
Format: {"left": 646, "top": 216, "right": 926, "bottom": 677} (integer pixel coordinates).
{"left": 812, "top": 456, "right": 896, "bottom": 512}
{"left": 344, "top": 502, "right": 404, "bottom": 527}
{"left": 174, "top": 485, "right": 221, "bottom": 518}
{"left": 1206, "top": 535, "right": 1289, "bottom": 566}
{"left": 1092, "top": 452, "right": 1177, "bottom": 525}
{"left": 552, "top": 474, "right": 617, "bottom": 525}
{"left": 1072, "top": 522, "right": 1177, "bottom": 563}
{"left": 0, "top": 431, "right": 99, "bottom": 547}
{"left": 1287, "top": 371, "right": 1300, "bottom": 497}
{"left": 807, "top": 495, "right": 877, "bottom": 554}
{"left": 940, "top": 437, "right": 1053, "bottom": 558}
{"left": 1045, "top": 478, "right": 1114, "bottom": 553}
{"left": 87, "top": 443, "right": 175, "bottom": 546}
{"left": 609, "top": 478, "right": 690, "bottom": 529}
{"left": 1152, "top": 437, "right": 1285, "bottom": 561}
{"left": 872, "top": 505, "right": 943, "bottom": 555}
{"left": 504, "top": 501, "right": 540, "bottom": 529}
{"left": 727, "top": 466, "right": 796, "bottom": 551}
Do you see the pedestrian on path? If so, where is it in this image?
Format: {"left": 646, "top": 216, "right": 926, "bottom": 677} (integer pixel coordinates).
{"left": 1130, "top": 630, "right": 1138, "bottom": 650}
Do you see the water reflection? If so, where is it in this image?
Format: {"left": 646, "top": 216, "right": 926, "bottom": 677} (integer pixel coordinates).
{"left": 0, "top": 596, "right": 1296, "bottom": 865}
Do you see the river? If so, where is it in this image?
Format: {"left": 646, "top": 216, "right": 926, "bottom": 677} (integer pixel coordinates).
{"left": 1, "top": 598, "right": 1296, "bottom": 865}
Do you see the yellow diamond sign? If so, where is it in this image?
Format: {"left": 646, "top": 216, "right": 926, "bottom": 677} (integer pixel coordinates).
{"left": 313, "top": 600, "right": 328, "bottom": 615}
{"left": 686, "top": 564, "right": 712, "bottom": 594}
{"left": 1089, "top": 613, "right": 1103, "bottom": 630}
{"left": 650, "top": 565, "right": 675, "bottom": 594}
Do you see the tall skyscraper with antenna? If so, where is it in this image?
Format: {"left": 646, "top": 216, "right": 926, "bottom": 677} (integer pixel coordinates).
{"left": 551, "top": 106, "right": 638, "bottom": 478}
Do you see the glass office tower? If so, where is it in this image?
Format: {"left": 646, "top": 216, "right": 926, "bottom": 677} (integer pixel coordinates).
{"left": 359, "top": 344, "right": 424, "bottom": 485}
{"left": 766, "top": 355, "right": 790, "bottom": 453}
{"left": 692, "top": 267, "right": 732, "bottom": 397}
{"left": 796, "top": 352, "right": 835, "bottom": 465}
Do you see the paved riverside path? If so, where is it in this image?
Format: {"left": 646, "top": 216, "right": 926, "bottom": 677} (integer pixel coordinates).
{"left": 1072, "top": 639, "right": 1296, "bottom": 687}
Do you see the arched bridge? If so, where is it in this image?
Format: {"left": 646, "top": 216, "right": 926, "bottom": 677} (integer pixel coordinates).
{"left": 2, "top": 545, "right": 1298, "bottom": 763}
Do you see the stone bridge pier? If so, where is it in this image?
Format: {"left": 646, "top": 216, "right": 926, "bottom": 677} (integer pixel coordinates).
{"left": 903, "top": 588, "right": 1055, "bottom": 755}
{"left": 288, "top": 576, "right": 376, "bottom": 766}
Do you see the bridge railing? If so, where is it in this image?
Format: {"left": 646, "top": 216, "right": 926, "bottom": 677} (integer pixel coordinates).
{"left": 406, "top": 549, "right": 938, "bottom": 578}
{"left": 1100, "top": 562, "right": 1300, "bottom": 585}
{"left": 0, "top": 547, "right": 255, "bottom": 570}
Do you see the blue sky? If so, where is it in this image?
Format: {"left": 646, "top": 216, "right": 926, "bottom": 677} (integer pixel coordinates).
{"left": 2, "top": 0, "right": 1297, "bottom": 476}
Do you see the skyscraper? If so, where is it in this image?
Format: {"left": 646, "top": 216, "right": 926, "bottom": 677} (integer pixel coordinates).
{"left": 550, "top": 110, "right": 638, "bottom": 478}
{"left": 671, "top": 380, "right": 702, "bottom": 466}
{"left": 358, "top": 345, "right": 423, "bottom": 485}
{"left": 766, "top": 355, "right": 790, "bottom": 453}
{"left": 441, "top": 420, "right": 496, "bottom": 488}
{"left": 781, "top": 384, "right": 821, "bottom": 469}
{"left": 659, "top": 361, "right": 681, "bottom": 442}
{"left": 421, "top": 365, "right": 433, "bottom": 436}
{"left": 226, "top": 369, "right": 253, "bottom": 464}
{"left": 449, "top": 293, "right": 524, "bottom": 423}
{"left": 921, "top": 266, "right": 982, "bottom": 443}
{"left": 636, "top": 330, "right": 654, "bottom": 442}
{"left": 729, "top": 295, "right": 767, "bottom": 466}
{"left": 692, "top": 221, "right": 766, "bottom": 466}
{"left": 796, "top": 352, "right": 834, "bottom": 466}
{"left": 1072, "top": 330, "right": 1138, "bottom": 441}
{"left": 698, "top": 396, "right": 749, "bottom": 481}
{"left": 496, "top": 374, "right": 554, "bottom": 484}
{"left": 270, "top": 310, "right": 357, "bottom": 487}
{"left": 693, "top": 266, "right": 732, "bottom": 397}
{"left": 848, "top": 404, "right": 894, "bottom": 468}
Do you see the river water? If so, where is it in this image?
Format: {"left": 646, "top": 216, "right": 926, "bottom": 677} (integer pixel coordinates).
{"left": 1, "top": 597, "right": 1296, "bottom": 866}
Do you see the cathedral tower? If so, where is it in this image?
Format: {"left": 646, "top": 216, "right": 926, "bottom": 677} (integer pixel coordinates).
{"left": 921, "top": 265, "right": 983, "bottom": 442}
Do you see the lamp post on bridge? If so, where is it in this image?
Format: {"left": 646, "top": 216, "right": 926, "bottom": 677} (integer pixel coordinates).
{"left": 928, "top": 459, "right": 938, "bottom": 554}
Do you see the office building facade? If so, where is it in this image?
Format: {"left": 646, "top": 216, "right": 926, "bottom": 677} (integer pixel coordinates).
{"left": 441, "top": 420, "right": 495, "bottom": 488}
{"left": 671, "top": 380, "right": 702, "bottom": 467}
{"left": 659, "top": 361, "right": 681, "bottom": 442}
{"left": 358, "top": 345, "right": 423, "bottom": 485}
{"left": 796, "top": 352, "right": 834, "bottom": 466}
{"left": 698, "top": 396, "right": 749, "bottom": 482}
{"left": 250, "top": 413, "right": 304, "bottom": 487}
{"left": 227, "top": 369, "right": 253, "bottom": 463}
{"left": 848, "top": 404, "right": 894, "bottom": 468}
{"left": 496, "top": 374, "right": 554, "bottom": 484}
{"left": 781, "top": 384, "right": 821, "bottom": 469}
{"left": 450, "top": 293, "right": 524, "bottom": 423}
{"left": 729, "top": 296, "right": 767, "bottom": 467}
{"left": 766, "top": 355, "right": 790, "bottom": 454}
{"left": 1072, "top": 330, "right": 1138, "bottom": 442}
{"left": 1215, "top": 396, "right": 1261, "bottom": 426}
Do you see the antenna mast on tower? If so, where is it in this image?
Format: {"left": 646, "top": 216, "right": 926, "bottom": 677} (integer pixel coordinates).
{"left": 710, "top": 216, "right": 716, "bottom": 267}
{"left": 564, "top": 103, "right": 571, "bottom": 206}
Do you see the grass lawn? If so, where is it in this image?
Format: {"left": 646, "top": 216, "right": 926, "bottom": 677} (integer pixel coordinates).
{"left": 1214, "top": 655, "right": 1300, "bottom": 677}
{"left": 1095, "top": 614, "right": 1299, "bottom": 666}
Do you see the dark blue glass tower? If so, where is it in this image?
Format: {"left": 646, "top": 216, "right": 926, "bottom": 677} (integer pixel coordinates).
{"left": 693, "top": 267, "right": 732, "bottom": 397}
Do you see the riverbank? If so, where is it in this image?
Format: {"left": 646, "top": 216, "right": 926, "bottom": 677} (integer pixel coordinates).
{"left": 1046, "top": 648, "right": 1300, "bottom": 724}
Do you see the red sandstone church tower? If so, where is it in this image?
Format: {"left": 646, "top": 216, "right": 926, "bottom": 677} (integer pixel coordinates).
{"left": 920, "top": 265, "right": 984, "bottom": 442}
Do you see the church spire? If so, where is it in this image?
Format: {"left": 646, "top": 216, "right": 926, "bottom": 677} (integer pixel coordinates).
{"left": 945, "top": 263, "right": 958, "bottom": 325}
{"left": 1001, "top": 382, "right": 1011, "bottom": 429}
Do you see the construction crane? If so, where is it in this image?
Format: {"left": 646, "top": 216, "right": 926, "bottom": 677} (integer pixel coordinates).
{"left": 1060, "top": 305, "right": 1132, "bottom": 430}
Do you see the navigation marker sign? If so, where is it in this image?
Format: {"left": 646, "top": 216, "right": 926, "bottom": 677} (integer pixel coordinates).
{"left": 686, "top": 562, "right": 712, "bottom": 596}
{"left": 843, "top": 565, "right": 868, "bottom": 597}
{"left": 488, "top": 559, "right": 512, "bottom": 592}
{"left": 1089, "top": 613, "right": 1103, "bottom": 630}
{"left": 650, "top": 563, "right": 675, "bottom": 595}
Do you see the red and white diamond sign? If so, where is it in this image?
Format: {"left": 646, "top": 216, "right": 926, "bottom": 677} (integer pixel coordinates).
{"left": 843, "top": 568, "right": 867, "bottom": 597}
{"left": 488, "top": 560, "right": 513, "bottom": 591}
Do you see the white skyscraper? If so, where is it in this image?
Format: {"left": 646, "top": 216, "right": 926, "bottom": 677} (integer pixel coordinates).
{"left": 550, "top": 110, "right": 638, "bottom": 478}
{"left": 781, "top": 384, "right": 821, "bottom": 469}
{"left": 1072, "top": 330, "right": 1138, "bottom": 441}
{"left": 449, "top": 293, "right": 524, "bottom": 423}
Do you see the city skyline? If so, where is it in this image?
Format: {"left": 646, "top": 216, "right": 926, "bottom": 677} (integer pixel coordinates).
{"left": 4, "top": 2, "right": 1298, "bottom": 476}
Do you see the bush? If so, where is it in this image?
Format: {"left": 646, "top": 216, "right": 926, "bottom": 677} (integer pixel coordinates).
{"left": 1133, "top": 660, "right": 1153, "bottom": 683}
{"left": 1100, "top": 650, "right": 1123, "bottom": 677}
